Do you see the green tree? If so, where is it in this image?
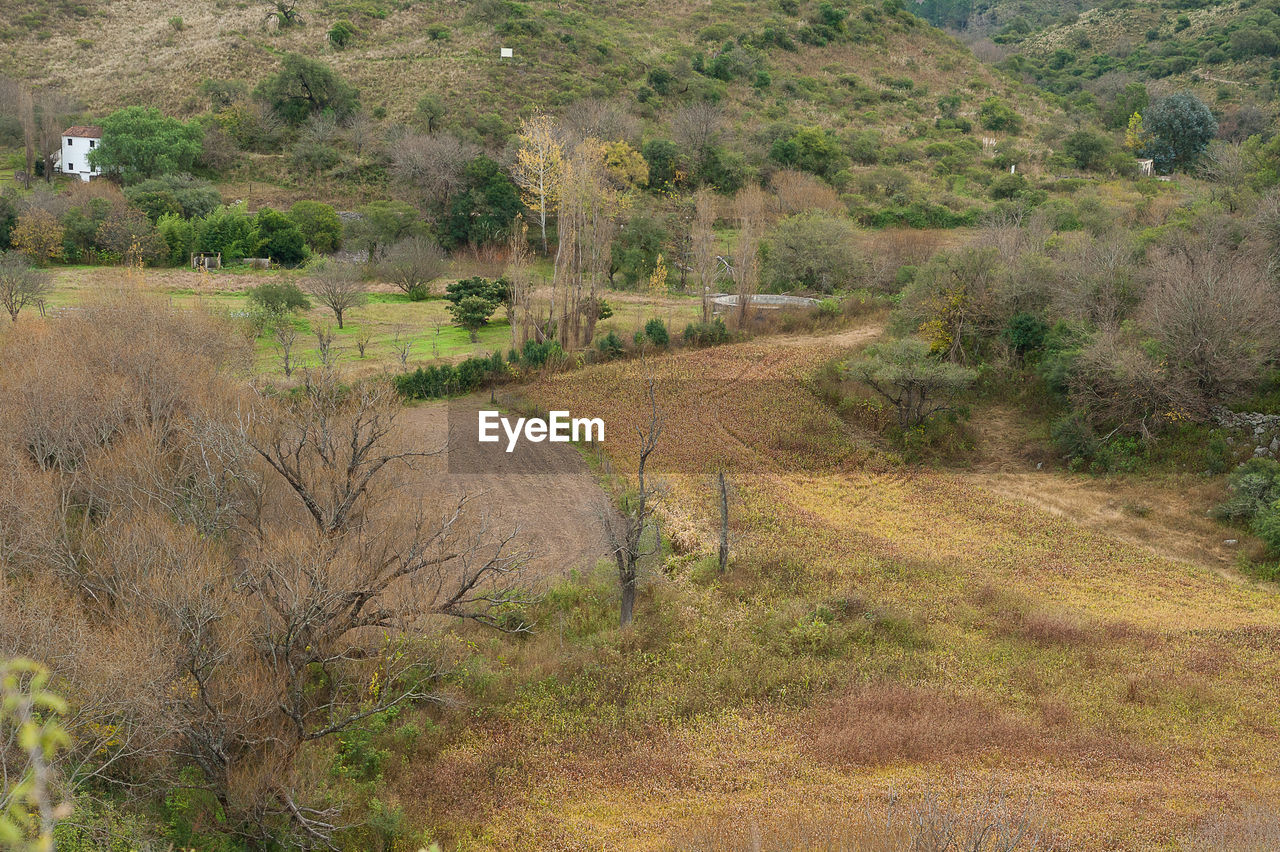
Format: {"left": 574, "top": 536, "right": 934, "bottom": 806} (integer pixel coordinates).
{"left": 155, "top": 213, "right": 195, "bottom": 267}
{"left": 345, "top": 200, "right": 427, "bottom": 261}
{"left": 414, "top": 94, "right": 446, "bottom": 133}
{"left": 761, "top": 211, "right": 862, "bottom": 294}
{"left": 254, "top": 53, "right": 359, "bottom": 125}
{"left": 0, "top": 194, "right": 17, "bottom": 251}
{"left": 641, "top": 140, "right": 681, "bottom": 192}
{"left": 447, "top": 294, "right": 498, "bottom": 342}
{"left": 1062, "top": 129, "right": 1109, "bottom": 171}
{"left": 978, "top": 97, "right": 1023, "bottom": 133}
{"left": 610, "top": 214, "right": 668, "bottom": 288}
{"left": 287, "top": 200, "right": 343, "bottom": 253}
{"left": 88, "top": 107, "right": 203, "bottom": 184}
{"left": 1142, "top": 91, "right": 1217, "bottom": 173}
{"left": 441, "top": 157, "right": 523, "bottom": 250}
{"left": 444, "top": 277, "right": 508, "bottom": 341}
{"left": 768, "top": 126, "right": 846, "bottom": 178}
{"left": 328, "top": 19, "right": 357, "bottom": 48}
{"left": 1102, "top": 81, "right": 1148, "bottom": 131}
{"left": 253, "top": 207, "right": 308, "bottom": 265}
{"left": 845, "top": 337, "right": 977, "bottom": 429}
{"left": 195, "top": 204, "right": 256, "bottom": 262}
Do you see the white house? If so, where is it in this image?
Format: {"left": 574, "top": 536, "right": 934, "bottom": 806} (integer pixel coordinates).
{"left": 60, "top": 125, "right": 103, "bottom": 181}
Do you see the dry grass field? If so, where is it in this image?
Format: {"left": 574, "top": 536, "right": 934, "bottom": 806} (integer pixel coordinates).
{"left": 346, "top": 320, "right": 1280, "bottom": 851}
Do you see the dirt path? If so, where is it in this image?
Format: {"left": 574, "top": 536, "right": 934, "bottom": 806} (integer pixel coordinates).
{"left": 962, "top": 404, "right": 1240, "bottom": 573}
{"left": 395, "top": 400, "right": 617, "bottom": 585}
{"left": 759, "top": 328, "right": 1243, "bottom": 576}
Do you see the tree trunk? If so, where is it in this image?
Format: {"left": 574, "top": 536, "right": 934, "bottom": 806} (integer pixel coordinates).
{"left": 617, "top": 552, "right": 635, "bottom": 628}
{"left": 717, "top": 470, "right": 729, "bottom": 572}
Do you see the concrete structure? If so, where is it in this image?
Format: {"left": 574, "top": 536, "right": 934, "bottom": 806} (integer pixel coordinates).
{"left": 60, "top": 125, "right": 102, "bottom": 182}
{"left": 710, "top": 293, "right": 819, "bottom": 315}
{"left": 1137, "top": 158, "right": 1154, "bottom": 177}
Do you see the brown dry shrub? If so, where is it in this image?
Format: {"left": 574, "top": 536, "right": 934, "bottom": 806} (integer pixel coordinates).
{"left": 668, "top": 783, "right": 1063, "bottom": 851}
{"left": 770, "top": 169, "right": 843, "bottom": 217}
{"left": 1188, "top": 803, "right": 1280, "bottom": 851}
{"left": 1017, "top": 610, "right": 1092, "bottom": 646}
{"left": 811, "top": 684, "right": 1031, "bottom": 766}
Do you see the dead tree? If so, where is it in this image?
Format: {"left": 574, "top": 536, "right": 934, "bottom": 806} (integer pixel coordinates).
{"left": 605, "top": 372, "right": 663, "bottom": 628}
{"left": 313, "top": 324, "right": 337, "bottom": 370}
{"left": 273, "top": 321, "right": 299, "bottom": 377}
{"left": 717, "top": 469, "right": 729, "bottom": 572}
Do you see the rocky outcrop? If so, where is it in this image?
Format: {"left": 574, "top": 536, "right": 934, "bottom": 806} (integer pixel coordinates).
{"left": 1212, "top": 407, "right": 1280, "bottom": 459}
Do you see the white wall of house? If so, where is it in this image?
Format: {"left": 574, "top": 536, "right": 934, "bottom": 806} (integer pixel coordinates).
{"left": 61, "top": 135, "right": 102, "bottom": 182}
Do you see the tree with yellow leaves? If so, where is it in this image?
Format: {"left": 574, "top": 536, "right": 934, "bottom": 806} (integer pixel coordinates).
{"left": 1124, "top": 111, "right": 1145, "bottom": 152}
{"left": 511, "top": 114, "right": 564, "bottom": 254}
{"left": 552, "top": 138, "right": 626, "bottom": 348}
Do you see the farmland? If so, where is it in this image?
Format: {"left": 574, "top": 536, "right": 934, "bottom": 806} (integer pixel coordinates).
{"left": 369, "top": 324, "right": 1280, "bottom": 850}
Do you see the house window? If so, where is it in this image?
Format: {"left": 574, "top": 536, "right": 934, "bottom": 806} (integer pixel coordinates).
{"left": 88, "top": 140, "right": 95, "bottom": 148}
{"left": 66, "top": 138, "right": 72, "bottom": 145}
{"left": 67, "top": 163, "right": 74, "bottom": 171}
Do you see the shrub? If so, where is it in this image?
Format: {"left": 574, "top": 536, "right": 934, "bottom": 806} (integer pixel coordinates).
{"left": 1216, "top": 458, "right": 1280, "bottom": 522}
{"left": 288, "top": 200, "right": 342, "bottom": 253}
{"left": 247, "top": 281, "right": 310, "bottom": 313}
{"left": 328, "top": 19, "right": 357, "bottom": 48}
{"left": 394, "top": 353, "right": 505, "bottom": 399}
{"left": 252, "top": 207, "right": 308, "bottom": 266}
{"left": 1002, "top": 312, "right": 1047, "bottom": 356}
{"left": 683, "top": 317, "right": 731, "bottom": 346}
{"left": 596, "top": 330, "right": 625, "bottom": 359}
{"left": 761, "top": 211, "right": 863, "bottom": 293}
{"left": 195, "top": 204, "right": 255, "bottom": 262}
{"left": 1253, "top": 502, "right": 1280, "bottom": 554}
{"left": 988, "top": 172, "right": 1028, "bottom": 199}
{"left": 640, "top": 318, "right": 669, "bottom": 347}
{"left": 518, "top": 338, "right": 564, "bottom": 368}
{"left": 155, "top": 213, "right": 195, "bottom": 267}
{"left": 978, "top": 97, "right": 1023, "bottom": 133}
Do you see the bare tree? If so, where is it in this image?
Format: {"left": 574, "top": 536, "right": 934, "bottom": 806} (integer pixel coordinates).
{"left": 18, "top": 86, "right": 35, "bottom": 189}
{"left": 716, "top": 470, "right": 730, "bottom": 573}
{"left": 304, "top": 261, "right": 365, "bottom": 329}
{"left": 380, "top": 235, "right": 446, "bottom": 297}
{"left": 691, "top": 189, "right": 719, "bottom": 322}
{"left": 313, "top": 324, "right": 337, "bottom": 370}
{"left": 671, "top": 101, "right": 723, "bottom": 159}
{"left": 0, "top": 253, "right": 52, "bottom": 322}
{"left": 604, "top": 371, "right": 663, "bottom": 628}
{"left": 506, "top": 218, "right": 535, "bottom": 347}
{"left": 390, "top": 132, "right": 474, "bottom": 212}
{"left": 354, "top": 327, "right": 372, "bottom": 358}
{"left": 1142, "top": 247, "right": 1280, "bottom": 405}
{"left": 342, "top": 111, "right": 376, "bottom": 157}
{"left": 731, "top": 185, "right": 765, "bottom": 325}
{"left": 273, "top": 321, "right": 299, "bottom": 377}
{"left": 391, "top": 326, "right": 413, "bottom": 369}
{"left": 35, "top": 93, "right": 71, "bottom": 184}
{"left": 560, "top": 98, "right": 642, "bottom": 146}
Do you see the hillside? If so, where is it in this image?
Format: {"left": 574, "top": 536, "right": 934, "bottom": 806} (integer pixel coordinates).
{"left": 0, "top": 0, "right": 1067, "bottom": 217}
{"left": 966, "top": 0, "right": 1278, "bottom": 131}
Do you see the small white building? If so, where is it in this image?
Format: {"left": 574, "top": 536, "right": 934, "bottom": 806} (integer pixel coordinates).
{"left": 60, "top": 125, "right": 103, "bottom": 181}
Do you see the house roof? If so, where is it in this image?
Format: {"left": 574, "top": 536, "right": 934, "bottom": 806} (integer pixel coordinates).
{"left": 62, "top": 125, "right": 102, "bottom": 139}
